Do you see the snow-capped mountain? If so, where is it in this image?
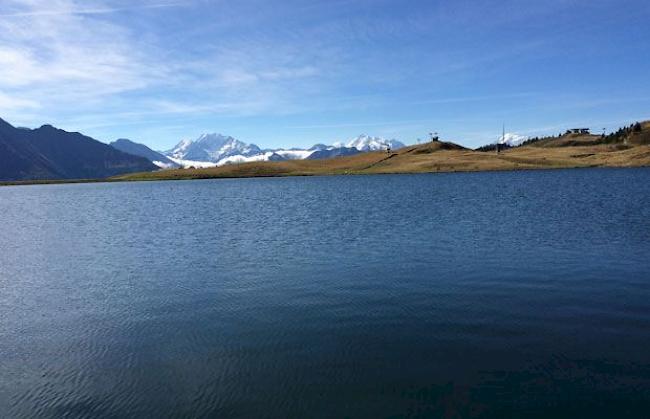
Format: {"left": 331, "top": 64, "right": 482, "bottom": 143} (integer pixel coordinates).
{"left": 499, "top": 133, "right": 529, "bottom": 147}
{"left": 161, "top": 133, "right": 407, "bottom": 168}
{"left": 165, "top": 133, "right": 261, "bottom": 163}
{"left": 167, "top": 138, "right": 193, "bottom": 159}
{"left": 341, "top": 134, "right": 405, "bottom": 152}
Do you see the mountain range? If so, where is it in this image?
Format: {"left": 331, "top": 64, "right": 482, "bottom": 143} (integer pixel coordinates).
{"left": 2, "top": 116, "right": 648, "bottom": 183}
{"left": 160, "top": 133, "right": 406, "bottom": 167}
{"left": 0, "top": 118, "right": 156, "bottom": 181}
{"left": 0, "top": 116, "right": 407, "bottom": 181}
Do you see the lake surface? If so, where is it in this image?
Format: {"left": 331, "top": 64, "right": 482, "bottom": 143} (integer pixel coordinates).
{"left": 1, "top": 169, "right": 650, "bottom": 418}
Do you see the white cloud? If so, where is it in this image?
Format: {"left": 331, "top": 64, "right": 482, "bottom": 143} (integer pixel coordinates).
{"left": 0, "top": 1, "right": 186, "bottom": 17}
{"left": 0, "top": 0, "right": 333, "bottom": 128}
{"left": 0, "top": 91, "right": 40, "bottom": 112}
{"left": 0, "top": 1, "right": 153, "bottom": 99}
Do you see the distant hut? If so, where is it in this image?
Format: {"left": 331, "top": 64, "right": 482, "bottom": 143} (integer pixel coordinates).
{"left": 567, "top": 128, "right": 590, "bottom": 134}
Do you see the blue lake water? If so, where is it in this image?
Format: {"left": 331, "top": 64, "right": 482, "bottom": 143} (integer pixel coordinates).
{"left": 1, "top": 169, "right": 650, "bottom": 418}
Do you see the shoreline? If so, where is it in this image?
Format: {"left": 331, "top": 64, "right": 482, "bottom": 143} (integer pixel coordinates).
{"left": 2, "top": 154, "right": 648, "bottom": 187}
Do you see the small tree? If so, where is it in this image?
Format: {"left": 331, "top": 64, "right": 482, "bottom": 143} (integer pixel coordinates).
{"left": 633, "top": 122, "right": 642, "bottom": 132}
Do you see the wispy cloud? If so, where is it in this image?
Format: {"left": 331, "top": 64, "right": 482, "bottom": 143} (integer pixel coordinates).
{"left": 0, "top": 1, "right": 167, "bottom": 91}
{"left": 0, "top": 1, "right": 187, "bottom": 17}
{"left": 0, "top": 0, "right": 337, "bottom": 131}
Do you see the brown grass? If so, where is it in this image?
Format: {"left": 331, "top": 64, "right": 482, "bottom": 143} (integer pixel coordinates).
{"left": 114, "top": 141, "right": 650, "bottom": 183}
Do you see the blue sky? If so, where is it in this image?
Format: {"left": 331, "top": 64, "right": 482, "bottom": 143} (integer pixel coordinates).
{"left": 1, "top": 0, "right": 649, "bottom": 150}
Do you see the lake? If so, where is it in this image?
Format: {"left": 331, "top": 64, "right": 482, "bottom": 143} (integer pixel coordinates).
{"left": 1, "top": 169, "right": 650, "bottom": 418}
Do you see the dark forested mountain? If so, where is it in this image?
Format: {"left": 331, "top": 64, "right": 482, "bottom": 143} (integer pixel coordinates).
{"left": 110, "top": 138, "right": 178, "bottom": 168}
{"left": 0, "top": 118, "right": 157, "bottom": 181}
{"left": 307, "top": 146, "right": 361, "bottom": 160}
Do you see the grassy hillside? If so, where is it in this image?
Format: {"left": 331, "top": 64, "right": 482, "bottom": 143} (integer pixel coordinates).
{"left": 527, "top": 133, "right": 607, "bottom": 148}
{"left": 115, "top": 139, "right": 650, "bottom": 183}
{"left": 520, "top": 121, "right": 650, "bottom": 148}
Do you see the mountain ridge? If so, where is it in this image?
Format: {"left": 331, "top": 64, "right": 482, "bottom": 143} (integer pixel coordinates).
{"left": 110, "top": 139, "right": 179, "bottom": 168}
{"left": 0, "top": 118, "right": 157, "bottom": 181}
{"left": 162, "top": 133, "right": 406, "bottom": 167}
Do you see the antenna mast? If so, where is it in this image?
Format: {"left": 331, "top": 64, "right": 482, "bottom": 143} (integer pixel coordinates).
{"left": 497, "top": 123, "right": 504, "bottom": 154}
